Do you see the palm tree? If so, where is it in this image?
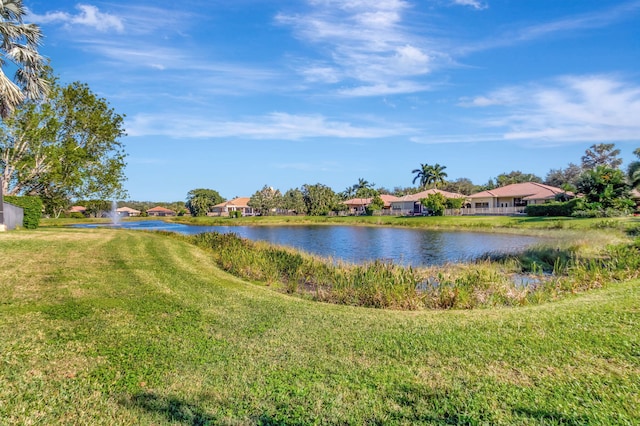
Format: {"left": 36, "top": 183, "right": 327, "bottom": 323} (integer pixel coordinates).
{"left": 628, "top": 148, "right": 640, "bottom": 190}
{"left": 412, "top": 163, "right": 432, "bottom": 189}
{"left": 0, "top": 0, "right": 48, "bottom": 118}
{"left": 354, "top": 178, "right": 376, "bottom": 197}
{"left": 430, "top": 163, "right": 448, "bottom": 188}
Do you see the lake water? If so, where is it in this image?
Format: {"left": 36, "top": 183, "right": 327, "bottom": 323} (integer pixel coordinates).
{"left": 75, "top": 220, "right": 542, "bottom": 267}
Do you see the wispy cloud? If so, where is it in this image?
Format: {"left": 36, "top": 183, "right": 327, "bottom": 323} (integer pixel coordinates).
{"left": 452, "top": 0, "right": 488, "bottom": 11}
{"left": 127, "top": 112, "right": 414, "bottom": 140}
{"left": 462, "top": 0, "right": 640, "bottom": 53}
{"left": 276, "top": 0, "right": 443, "bottom": 96}
{"left": 432, "top": 75, "right": 640, "bottom": 145}
{"left": 29, "top": 4, "right": 124, "bottom": 33}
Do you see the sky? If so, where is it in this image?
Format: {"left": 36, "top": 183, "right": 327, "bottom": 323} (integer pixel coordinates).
{"left": 24, "top": 0, "right": 640, "bottom": 201}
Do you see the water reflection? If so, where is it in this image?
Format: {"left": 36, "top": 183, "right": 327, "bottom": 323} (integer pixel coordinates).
{"left": 74, "top": 220, "right": 542, "bottom": 267}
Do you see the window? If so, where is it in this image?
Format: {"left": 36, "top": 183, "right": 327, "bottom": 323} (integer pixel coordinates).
{"left": 475, "top": 202, "right": 489, "bottom": 208}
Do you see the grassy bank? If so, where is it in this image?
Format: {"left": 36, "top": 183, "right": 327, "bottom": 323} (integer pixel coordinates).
{"left": 1, "top": 228, "right": 639, "bottom": 424}
{"left": 170, "top": 213, "right": 640, "bottom": 233}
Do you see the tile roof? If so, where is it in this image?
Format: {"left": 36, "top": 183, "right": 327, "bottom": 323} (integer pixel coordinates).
{"left": 147, "top": 206, "right": 176, "bottom": 213}
{"left": 116, "top": 207, "right": 141, "bottom": 213}
{"left": 213, "top": 197, "right": 251, "bottom": 208}
{"left": 343, "top": 194, "right": 400, "bottom": 208}
{"left": 394, "top": 188, "right": 466, "bottom": 202}
{"left": 68, "top": 205, "right": 86, "bottom": 213}
{"left": 468, "top": 182, "right": 572, "bottom": 200}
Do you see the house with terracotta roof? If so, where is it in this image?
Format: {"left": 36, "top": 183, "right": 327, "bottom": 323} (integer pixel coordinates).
{"left": 466, "top": 182, "right": 572, "bottom": 215}
{"left": 68, "top": 205, "right": 87, "bottom": 215}
{"left": 343, "top": 194, "right": 400, "bottom": 215}
{"left": 147, "top": 206, "right": 176, "bottom": 217}
{"left": 210, "top": 197, "right": 254, "bottom": 217}
{"left": 390, "top": 189, "right": 467, "bottom": 216}
{"left": 116, "top": 206, "right": 141, "bottom": 217}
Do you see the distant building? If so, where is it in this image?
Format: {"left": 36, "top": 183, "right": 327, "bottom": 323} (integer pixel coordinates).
{"left": 147, "top": 206, "right": 176, "bottom": 217}
{"left": 343, "top": 194, "right": 400, "bottom": 215}
{"left": 390, "top": 189, "right": 467, "bottom": 216}
{"left": 466, "top": 182, "right": 573, "bottom": 215}
{"left": 116, "top": 206, "right": 141, "bottom": 217}
{"left": 210, "top": 197, "right": 254, "bottom": 216}
{"left": 68, "top": 206, "right": 87, "bottom": 215}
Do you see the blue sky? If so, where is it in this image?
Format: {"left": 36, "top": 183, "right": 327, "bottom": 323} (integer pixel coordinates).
{"left": 26, "top": 0, "right": 640, "bottom": 201}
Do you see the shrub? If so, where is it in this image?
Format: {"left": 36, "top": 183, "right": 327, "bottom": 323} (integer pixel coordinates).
{"left": 525, "top": 198, "right": 579, "bottom": 217}
{"left": 3, "top": 196, "right": 43, "bottom": 229}
{"left": 421, "top": 193, "right": 446, "bottom": 216}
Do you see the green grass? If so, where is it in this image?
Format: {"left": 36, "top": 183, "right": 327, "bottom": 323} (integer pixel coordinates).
{"left": 167, "top": 213, "right": 640, "bottom": 231}
{"left": 1, "top": 227, "right": 639, "bottom": 424}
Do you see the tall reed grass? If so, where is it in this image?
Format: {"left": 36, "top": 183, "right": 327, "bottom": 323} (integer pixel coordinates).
{"left": 180, "top": 231, "right": 640, "bottom": 310}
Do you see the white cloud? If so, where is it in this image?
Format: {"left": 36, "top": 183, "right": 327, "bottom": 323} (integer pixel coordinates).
{"left": 338, "top": 81, "right": 430, "bottom": 97}
{"left": 276, "top": 0, "right": 442, "bottom": 96}
{"left": 445, "top": 75, "right": 640, "bottom": 145}
{"left": 462, "top": 1, "right": 640, "bottom": 53}
{"left": 452, "top": 0, "right": 488, "bottom": 10}
{"left": 29, "top": 4, "right": 124, "bottom": 33}
{"left": 127, "top": 112, "right": 413, "bottom": 140}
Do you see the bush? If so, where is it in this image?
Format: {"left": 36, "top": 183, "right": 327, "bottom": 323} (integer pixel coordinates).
{"left": 3, "top": 196, "right": 43, "bottom": 229}
{"left": 525, "top": 198, "right": 579, "bottom": 217}
{"left": 421, "top": 193, "right": 446, "bottom": 216}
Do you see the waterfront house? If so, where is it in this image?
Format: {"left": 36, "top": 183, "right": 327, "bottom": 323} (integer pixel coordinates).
{"left": 210, "top": 197, "right": 254, "bottom": 216}
{"left": 390, "top": 189, "right": 467, "bottom": 216}
{"left": 116, "top": 206, "right": 141, "bottom": 217}
{"left": 68, "top": 206, "right": 87, "bottom": 215}
{"left": 466, "top": 182, "right": 572, "bottom": 215}
{"left": 343, "top": 194, "right": 400, "bottom": 215}
{"left": 147, "top": 206, "right": 176, "bottom": 217}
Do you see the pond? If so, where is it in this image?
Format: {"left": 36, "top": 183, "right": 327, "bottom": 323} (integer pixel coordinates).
{"left": 75, "top": 220, "right": 543, "bottom": 267}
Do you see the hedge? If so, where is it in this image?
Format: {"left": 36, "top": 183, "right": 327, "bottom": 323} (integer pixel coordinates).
{"left": 525, "top": 198, "right": 579, "bottom": 217}
{"left": 3, "top": 196, "right": 43, "bottom": 229}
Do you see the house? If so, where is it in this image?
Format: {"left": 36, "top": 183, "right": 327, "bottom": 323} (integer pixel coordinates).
{"left": 343, "top": 194, "right": 400, "bottom": 215}
{"left": 210, "top": 197, "right": 254, "bottom": 217}
{"left": 147, "top": 206, "right": 176, "bottom": 217}
{"left": 68, "top": 205, "right": 87, "bottom": 215}
{"left": 116, "top": 206, "right": 141, "bottom": 217}
{"left": 390, "top": 189, "right": 467, "bottom": 216}
{"left": 466, "top": 182, "right": 572, "bottom": 215}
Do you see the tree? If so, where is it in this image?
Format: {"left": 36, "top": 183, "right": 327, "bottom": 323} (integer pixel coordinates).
{"left": 412, "top": 163, "right": 447, "bottom": 189}
{"left": 365, "top": 195, "right": 384, "bottom": 215}
{"left": 248, "top": 185, "right": 281, "bottom": 216}
{"left": 412, "top": 163, "right": 431, "bottom": 189}
{"left": 627, "top": 148, "right": 640, "bottom": 190}
{"left": 581, "top": 143, "right": 622, "bottom": 170}
{"left": 0, "top": 0, "right": 48, "bottom": 118}
{"left": 576, "top": 166, "right": 633, "bottom": 214}
{"left": 186, "top": 188, "right": 224, "bottom": 217}
{"left": 1, "top": 73, "right": 127, "bottom": 216}
{"left": 421, "top": 193, "right": 447, "bottom": 216}
{"left": 353, "top": 178, "right": 377, "bottom": 198}
{"left": 496, "top": 171, "right": 542, "bottom": 186}
{"left": 302, "top": 183, "right": 338, "bottom": 216}
{"left": 439, "top": 177, "right": 478, "bottom": 195}
{"left": 281, "top": 188, "right": 307, "bottom": 215}
{"left": 544, "top": 163, "right": 582, "bottom": 192}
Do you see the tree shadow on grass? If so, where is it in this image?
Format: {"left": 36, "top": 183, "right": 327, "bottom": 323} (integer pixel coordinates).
{"left": 122, "top": 391, "right": 297, "bottom": 426}
{"left": 124, "top": 392, "right": 217, "bottom": 425}
{"left": 512, "top": 407, "right": 592, "bottom": 425}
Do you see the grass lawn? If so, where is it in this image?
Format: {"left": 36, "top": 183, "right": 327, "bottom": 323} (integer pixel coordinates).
{"left": 1, "top": 227, "right": 638, "bottom": 424}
